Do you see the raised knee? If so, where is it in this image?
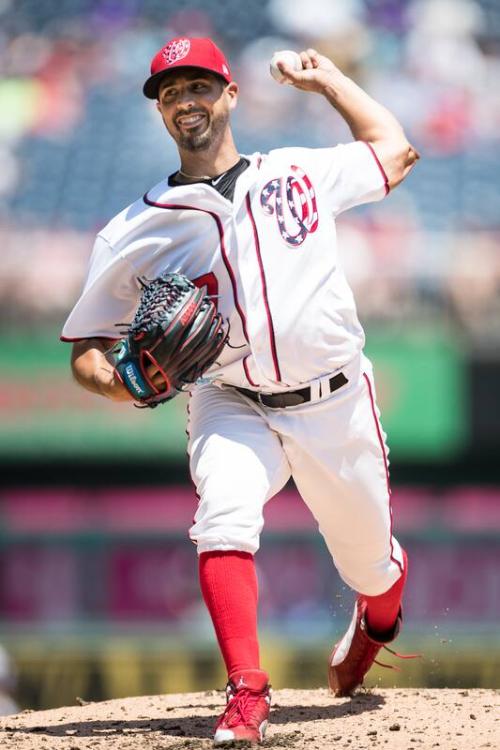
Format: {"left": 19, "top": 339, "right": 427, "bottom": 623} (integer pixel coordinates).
{"left": 338, "top": 557, "right": 403, "bottom": 596}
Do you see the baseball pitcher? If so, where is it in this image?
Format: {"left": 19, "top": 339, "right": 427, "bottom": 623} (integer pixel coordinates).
{"left": 63, "top": 36, "right": 419, "bottom": 746}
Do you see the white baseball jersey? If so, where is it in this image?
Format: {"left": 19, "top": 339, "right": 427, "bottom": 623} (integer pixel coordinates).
{"left": 62, "top": 141, "right": 388, "bottom": 391}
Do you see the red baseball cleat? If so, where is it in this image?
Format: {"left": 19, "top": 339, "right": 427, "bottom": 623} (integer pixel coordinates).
{"left": 328, "top": 597, "right": 403, "bottom": 697}
{"left": 213, "top": 669, "right": 272, "bottom": 746}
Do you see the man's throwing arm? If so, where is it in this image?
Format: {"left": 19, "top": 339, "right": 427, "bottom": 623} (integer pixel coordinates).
{"left": 276, "top": 48, "right": 419, "bottom": 189}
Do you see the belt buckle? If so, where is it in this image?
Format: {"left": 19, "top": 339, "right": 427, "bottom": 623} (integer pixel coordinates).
{"left": 258, "top": 392, "right": 275, "bottom": 408}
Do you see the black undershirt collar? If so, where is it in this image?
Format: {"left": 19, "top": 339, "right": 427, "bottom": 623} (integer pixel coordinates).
{"left": 168, "top": 156, "right": 250, "bottom": 202}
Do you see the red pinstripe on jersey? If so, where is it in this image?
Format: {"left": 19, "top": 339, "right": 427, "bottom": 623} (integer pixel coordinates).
{"left": 245, "top": 193, "right": 282, "bottom": 383}
{"left": 242, "top": 354, "right": 258, "bottom": 387}
{"left": 142, "top": 195, "right": 250, "bottom": 347}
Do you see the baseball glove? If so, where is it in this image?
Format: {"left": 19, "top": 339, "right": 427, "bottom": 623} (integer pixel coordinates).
{"left": 113, "top": 272, "right": 227, "bottom": 407}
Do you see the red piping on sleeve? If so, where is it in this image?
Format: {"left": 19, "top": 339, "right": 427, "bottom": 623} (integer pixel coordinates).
{"left": 60, "top": 335, "right": 121, "bottom": 343}
{"left": 364, "top": 142, "right": 390, "bottom": 195}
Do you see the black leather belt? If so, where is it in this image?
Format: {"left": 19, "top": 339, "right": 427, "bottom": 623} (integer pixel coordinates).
{"left": 234, "top": 372, "right": 348, "bottom": 408}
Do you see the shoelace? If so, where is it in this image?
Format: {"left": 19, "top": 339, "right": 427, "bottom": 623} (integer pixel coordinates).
{"left": 374, "top": 644, "right": 422, "bottom": 671}
{"left": 348, "top": 621, "right": 421, "bottom": 677}
{"left": 351, "top": 638, "right": 384, "bottom": 677}
{"left": 220, "top": 688, "right": 267, "bottom": 728}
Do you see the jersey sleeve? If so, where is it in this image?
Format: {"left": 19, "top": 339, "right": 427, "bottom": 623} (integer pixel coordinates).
{"left": 61, "top": 234, "right": 140, "bottom": 342}
{"left": 272, "top": 141, "right": 389, "bottom": 216}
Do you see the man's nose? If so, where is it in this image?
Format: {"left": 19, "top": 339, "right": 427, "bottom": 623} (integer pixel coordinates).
{"left": 176, "top": 87, "right": 196, "bottom": 107}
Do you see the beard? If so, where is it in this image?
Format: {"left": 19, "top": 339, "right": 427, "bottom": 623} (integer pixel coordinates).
{"left": 175, "top": 107, "right": 229, "bottom": 152}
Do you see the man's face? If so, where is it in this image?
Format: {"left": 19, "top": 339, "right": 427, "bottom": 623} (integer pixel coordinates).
{"left": 156, "top": 70, "right": 237, "bottom": 152}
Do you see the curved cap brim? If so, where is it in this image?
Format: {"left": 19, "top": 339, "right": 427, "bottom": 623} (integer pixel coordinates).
{"left": 143, "top": 66, "right": 230, "bottom": 100}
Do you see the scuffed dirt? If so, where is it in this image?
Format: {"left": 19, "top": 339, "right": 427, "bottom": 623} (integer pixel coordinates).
{"left": 0, "top": 688, "right": 498, "bottom": 749}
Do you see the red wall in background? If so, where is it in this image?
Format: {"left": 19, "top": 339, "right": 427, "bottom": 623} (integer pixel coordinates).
{"left": 0, "top": 486, "right": 499, "bottom": 626}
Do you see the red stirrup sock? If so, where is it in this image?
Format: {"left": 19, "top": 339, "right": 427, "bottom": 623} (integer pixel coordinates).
{"left": 199, "top": 550, "right": 260, "bottom": 676}
{"left": 364, "top": 548, "right": 408, "bottom": 638}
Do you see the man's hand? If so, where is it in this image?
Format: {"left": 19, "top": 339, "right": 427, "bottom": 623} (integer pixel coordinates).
{"left": 278, "top": 47, "right": 419, "bottom": 189}
{"left": 277, "top": 48, "right": 342, "bottom": 94}
{"left": 71, "top": 338, "right": 135, "bottom": 402}
{"left": 93, "top": 359, "right": 134, "bottom": 401}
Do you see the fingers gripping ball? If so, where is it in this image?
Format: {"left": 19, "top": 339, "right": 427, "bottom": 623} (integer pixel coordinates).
{"left": 270, "top": 50, "right": 303, "bottom": 83}
{"left": 114, "top": 273, "right": 227, "bottom": 408}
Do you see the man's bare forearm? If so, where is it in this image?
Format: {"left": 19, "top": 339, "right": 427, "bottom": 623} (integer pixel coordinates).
{"left": 321, "top": 69, "right": 404, "bottom": 143}
{"left": 322, "top": 70, "right": 420, "bottom": 186}
{"left": 279, "top": 49, "right": 420, "bottom": 186}
{"left": 71, "top": 338, "right": 133, "bottom": 401}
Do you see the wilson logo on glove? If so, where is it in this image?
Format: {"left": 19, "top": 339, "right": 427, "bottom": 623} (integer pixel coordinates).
{"left": 123, "top": 363, "right": 147, "bottom": 397}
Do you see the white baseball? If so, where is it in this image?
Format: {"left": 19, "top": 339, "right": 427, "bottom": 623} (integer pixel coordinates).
{"left": 270, "top": 50, "right": 303, "bottom": 83}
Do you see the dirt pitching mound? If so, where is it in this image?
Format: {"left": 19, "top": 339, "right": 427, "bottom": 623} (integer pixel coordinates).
{"left": 1, "top": 688, "right": 498, "bottom": 749}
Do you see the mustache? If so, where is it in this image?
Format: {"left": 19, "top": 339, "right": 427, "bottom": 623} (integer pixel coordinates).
{"left": 175, "top": 109, "right": 208, "bottom": 126}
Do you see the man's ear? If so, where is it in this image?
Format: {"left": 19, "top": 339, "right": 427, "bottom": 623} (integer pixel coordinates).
{"left": 226, "top": 81, "right": 239, "bottom": 110}
{"left": 156, "top": 101, "right": 161, "bottom": 112}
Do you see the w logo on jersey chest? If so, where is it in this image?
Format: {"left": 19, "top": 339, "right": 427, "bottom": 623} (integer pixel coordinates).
{"left": 260, "top": 166, "right": 318, "bottom": 247}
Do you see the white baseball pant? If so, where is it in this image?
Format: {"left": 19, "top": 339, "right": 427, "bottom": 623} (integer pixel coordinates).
{"left": 187, "top": 353, "right": 404, "bottom": 596}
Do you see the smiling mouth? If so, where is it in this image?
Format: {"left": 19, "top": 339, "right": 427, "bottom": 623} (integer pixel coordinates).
{"left": 176, "top": 113, "right": 207, "bottom": 129}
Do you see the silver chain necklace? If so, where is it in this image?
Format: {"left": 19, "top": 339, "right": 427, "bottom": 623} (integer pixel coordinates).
{"left": 178, "top": 168, "right": 216, "bottom": 181}
{"left": 177, "top": 159, "right": 241, "bottom": 181}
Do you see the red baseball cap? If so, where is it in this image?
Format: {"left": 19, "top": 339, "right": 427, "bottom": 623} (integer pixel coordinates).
{"left": 143, "top": 37, "right": 232, "bottom": 99}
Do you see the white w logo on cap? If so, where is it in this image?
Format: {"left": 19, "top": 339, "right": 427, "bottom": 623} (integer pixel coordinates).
{"left": 162, "top": 39, "right": 191, "bottom": 65}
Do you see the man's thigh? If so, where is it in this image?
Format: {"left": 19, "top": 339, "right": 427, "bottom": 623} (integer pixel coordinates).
{"left": 270, "top": 362, "right": 403, "bottom": 594}
{"left": 188, "top": 384, "right": 291, "bottom": 554}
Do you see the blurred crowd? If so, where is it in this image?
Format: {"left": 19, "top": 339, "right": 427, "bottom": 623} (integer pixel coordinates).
{"left": 0, "top": 0, "right": 499, "bottom": 342}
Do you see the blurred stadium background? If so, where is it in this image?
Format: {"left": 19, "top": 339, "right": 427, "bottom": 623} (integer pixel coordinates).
{"left": 0, "top": 0, "right": 499, "bottom": 713}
